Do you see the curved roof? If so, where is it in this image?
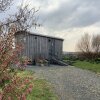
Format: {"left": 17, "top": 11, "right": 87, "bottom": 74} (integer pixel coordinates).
{"left": 15, "top": 31, "right": 64, "bottom": 41}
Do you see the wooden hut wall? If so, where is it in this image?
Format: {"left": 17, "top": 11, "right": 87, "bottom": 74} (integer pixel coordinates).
{"left": 54, "top": 39, "right": 63, "bottom": 59}
{"left": 15, "top": 32, "right": 63, "bottom": 61}
{"left": 25, "top": 34, "right": 49, "bottom": 60}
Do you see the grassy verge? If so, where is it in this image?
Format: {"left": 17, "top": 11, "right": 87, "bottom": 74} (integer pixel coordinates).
{"left": 17, "top": 70, "right": 58, "bottom": 100}
{"left": 72, "top": 60, "right": 100, "bottom": 73}
{"left": 27, "top": 79, "right": 57, "bottom": 100}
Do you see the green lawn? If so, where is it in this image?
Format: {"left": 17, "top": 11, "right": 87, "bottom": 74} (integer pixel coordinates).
{"left": 17, "top": 70, "right": 58, "bottom": 100}
{"left": 27, "top": 79, "right": 57, "bottom": 100}
{"left": 72, "top": 60, "right": 100, "bottom": 73}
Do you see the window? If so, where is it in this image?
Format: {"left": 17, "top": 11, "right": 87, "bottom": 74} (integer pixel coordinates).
{"left": 35, "top": 36, "right": 37, "bottom": 39}
{"left": 48, "top": 39, "right": 51, "bottom": 42}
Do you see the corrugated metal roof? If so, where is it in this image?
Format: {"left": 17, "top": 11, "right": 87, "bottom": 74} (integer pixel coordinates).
{"left": 15, "top": 31, "right": 64, "bottom": 41}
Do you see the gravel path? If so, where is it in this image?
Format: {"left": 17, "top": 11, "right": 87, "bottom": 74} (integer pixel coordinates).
{"left": 27, "top": 65, "right": 100, "bottom": 100}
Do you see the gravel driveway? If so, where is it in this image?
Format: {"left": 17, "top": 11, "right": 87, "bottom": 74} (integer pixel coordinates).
{"left": 27, "top": 65, "right": 100, "bottom": 100}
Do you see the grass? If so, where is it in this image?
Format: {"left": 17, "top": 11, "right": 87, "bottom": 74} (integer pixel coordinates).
{"left": 17, "top": 70, "right": 58, "bottom": 100}
{"left": 72, "top": 60, "right": 100, "bottom": 73}
{"left": 0, "top": 70, "right": 57, "bottom": 100}
{"left": 27, "top": 79, "right": 57, "bottom": 100}
{"left": 17, "top": 70, "right": 34, "bottom": 78}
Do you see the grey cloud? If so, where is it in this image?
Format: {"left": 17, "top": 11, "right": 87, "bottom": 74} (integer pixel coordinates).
{"left": 38, "top": 0, "right": 100, "bottom": 31}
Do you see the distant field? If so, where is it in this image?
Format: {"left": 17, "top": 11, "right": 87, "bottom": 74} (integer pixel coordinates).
{"left": 72, "top": 60, "right": 100, "bottom": 73}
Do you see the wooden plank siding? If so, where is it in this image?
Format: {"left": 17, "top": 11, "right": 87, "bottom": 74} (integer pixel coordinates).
{"left": 15, "top": 31, "right": 63, "bottom": 62}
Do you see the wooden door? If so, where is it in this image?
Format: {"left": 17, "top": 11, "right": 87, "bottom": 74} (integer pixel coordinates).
{"left": 48, "top": 38, "right": 55, "bottom": 60}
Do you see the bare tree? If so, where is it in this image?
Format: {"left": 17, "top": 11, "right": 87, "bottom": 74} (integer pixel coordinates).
{"left": 0, "top": 0, "right": 13, "bottom": 12}
{"left": 92, "top": 34, "right": 100, "bottom": 53}
{"left": 0, "top": 2, "right": 40, "bottom": 35}
{"left": 77, "top": 33, "right": 91, "bottom": 53}
{"left": 77, "top": 33, "right": 100, "bottom": 60}
{"left": 0, "top": 1, "right": 40, "bottom": 86}
{"left": 77, "top": 33, "right": 92, "bottom": 60}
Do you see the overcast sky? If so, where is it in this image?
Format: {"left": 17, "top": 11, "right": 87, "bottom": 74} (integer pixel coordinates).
{"left": 1, "top": 0, "right": 100, "bottom": 52}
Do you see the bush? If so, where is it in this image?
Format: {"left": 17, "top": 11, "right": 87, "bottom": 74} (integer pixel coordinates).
{"left": 16, "top": 56, "right": 29, "bottom": 71}
{"left": 35, "top": 58, "right": 48, "bottom": 66}
{"left": 0, "top": 27, "right": 32, "bottom": 100}
{"left": 0, "top": 76, "right": 33, "bottom": 100}
{"left": 0, "top": 29, "right": 23, "bottom": 86}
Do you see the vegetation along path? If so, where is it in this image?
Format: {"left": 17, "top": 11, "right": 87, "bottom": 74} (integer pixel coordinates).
{"left": 27, "top": 65, "right": 100, "bottom": 100}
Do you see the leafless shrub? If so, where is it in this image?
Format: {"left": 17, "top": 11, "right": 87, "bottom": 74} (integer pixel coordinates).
{"left": 77, "top": 34, "right": 92, "bottom": 60}
{"left": 77, "top": 34, "right": 91, "bottom": 53}
{"left": 0, "top": 3, "right": 40, "bottom": 35}
{"left": 0, "top": 0, "right": 39, "bottom": 89}
{"left": 0, "top": 0, "right": 13, "bottom": 12}
{"left": 77, "top": 33, "right": 100, "bottom": 60}
{"left": 92, "top": 34, "right": 100, "bottom": 53}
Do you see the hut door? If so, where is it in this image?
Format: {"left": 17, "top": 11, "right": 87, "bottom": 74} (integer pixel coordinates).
{"left": 48, "top": 39, "right": 55, "bottom": 60}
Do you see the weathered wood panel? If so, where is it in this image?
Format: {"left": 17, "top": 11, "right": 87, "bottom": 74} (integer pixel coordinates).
{"left": 15, "top": 31, "right": 63, "bottom": 62}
